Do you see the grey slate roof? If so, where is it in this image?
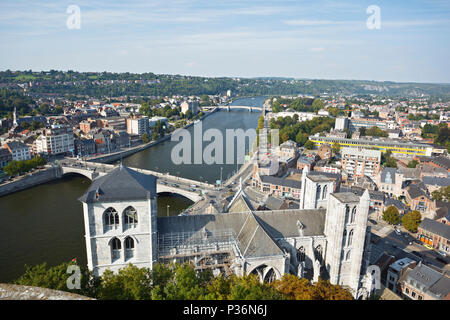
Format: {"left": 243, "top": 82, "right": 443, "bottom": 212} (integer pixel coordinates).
{"left": 422, "top": 176, "right": 450, "bottom": 187}
{"left": 331, "top": 192, "right": 360, "bottom": 203}
{"left": 419, "top": 218, "right": 450, "bottom": 240}
{"left": 78, "top": 166, "right": 157, "bottom": 203}
{"left": 384, "top": 198, "right": 406, "bottom": 211}
{"left": 407, "top": 184, "right": 428, "bottom": 199}
{"left": 432, "top": 156, "right": 450, "bottom": 170}
{"left": 428, "top": 275, "right": 450, "bottom": 298}
{"left": 406, "top": 263, "right": 442, "bottom": 292}
{"left": 260, "top": 175, "right": 301, "bottom": 189}
{"left": 156, "top": 209, "right": 326, "bottom": 259}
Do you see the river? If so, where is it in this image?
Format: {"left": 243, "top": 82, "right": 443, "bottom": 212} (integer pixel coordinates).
{"left": 0, "top": 96, "right": 263, "bottom": 282}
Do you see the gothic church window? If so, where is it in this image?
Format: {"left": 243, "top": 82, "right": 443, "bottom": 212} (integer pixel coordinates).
{"left": 123, "top": 206, "right": 138, "bottom": 229}
{"left": 297, "top": 246, "right": 305, "bottom": 262}
{"left": 104, "top": 207, "right": 119, "bottom": 232}
{"left": 350, "top": 206, "right": 357, "bottom": 223}
{"left": 345, "top": 205, "right": 350, "bottom": 224}
{"left": 348, "top": 229, "right": 354, "bottom": 246}
{"left": 346, "top": 250, "right": 351, "bottom": 261}
{"left": 322, "top": 185, "right": 328, "bottom": 199}
{"left": 125, "top": 236, "right": 134, "bottom": 260}
{"left": 264, "top": 268, "right": 276, "bottom": 283}
{"left": 316, "top": 185, "right": 321, "bottom": 201}
{"left": 110, "top": 237, "right": 121, "bottom": 262}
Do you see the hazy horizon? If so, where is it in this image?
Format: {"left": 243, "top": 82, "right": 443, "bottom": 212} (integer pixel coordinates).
{"left": 1, "top": 1, "right": 449, "bottom": 84}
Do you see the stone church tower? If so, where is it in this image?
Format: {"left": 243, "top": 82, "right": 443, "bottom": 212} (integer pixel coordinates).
{"left": 299, "top": 166, "right": 335, "bottom": 210}
{"left": 79, "top": 166, "right": 158, "bottom": 276}
{"left": 324, "top": 189, "right": 370, "bottom": 295}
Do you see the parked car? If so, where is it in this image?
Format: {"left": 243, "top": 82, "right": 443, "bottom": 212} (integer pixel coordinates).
{"left": 369, "top": 219, "right": 378, "bottom": 225}
{"left": 438, "top": 250, "right": 447, "bottom": 257}
{"left": 424, "top": 244, "right": 434, "bottom": 250}
{"left": 394, "top": 227, "right": 401, "bottom": 235}
{"left": 171, "top": 183, "right": 179, "bottom": 187}
{"left": 160, "top": 181, "right": 168, "bottom": 185}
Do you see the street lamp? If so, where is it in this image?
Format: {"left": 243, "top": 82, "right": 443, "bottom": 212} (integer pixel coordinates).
{"left": 167, "top": 205, "right": 170, "bottom": 217}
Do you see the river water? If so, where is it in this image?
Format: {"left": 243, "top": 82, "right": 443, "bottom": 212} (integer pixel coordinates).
{"left": 0, "top": 97, "right": 263, "bottom": 282}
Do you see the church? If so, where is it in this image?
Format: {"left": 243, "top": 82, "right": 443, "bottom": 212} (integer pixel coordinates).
{"left": 78, "top": 165, "right": 373, "bottom": 298}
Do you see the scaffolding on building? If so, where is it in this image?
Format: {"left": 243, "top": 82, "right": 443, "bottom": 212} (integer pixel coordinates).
{"left": 157, "top": 228, "right": 240, "bottom": 276}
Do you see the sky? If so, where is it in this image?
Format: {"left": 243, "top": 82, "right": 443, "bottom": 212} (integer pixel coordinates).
{"left": 0, "top": 0, "right": 449, "bottom": 83}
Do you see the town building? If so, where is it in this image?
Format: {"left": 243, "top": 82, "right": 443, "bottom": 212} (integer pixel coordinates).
{"left": 4, "top": 141, "right": 32, "bottom": 161}
{"left": 0, "top": 147, "right": 12, "bottom": 167}
{"left": 340, "top": 147, "right": 381, "bottom": 179}
{"left": 317, "top": 143, "right": 332, "bottom": 160}
{"left": 417, "top": 218, "right": 450, "bottom": 254}
{"left": 180, "top": 101, "right": 199, "bottom": 115}
{"left": 309, "top": 135, "right": 433, "bottom": 157}
{"left": 34, "top": 125, "right": 75, "bottom": 156}
{"left": 385, "top": 258, "right": 416, "bottom": 294}
{"left": 398, "top": 262, "right": 450, "bottom": 300}
{"left": 126, "top": 116, "right": 149, "bottom": 136}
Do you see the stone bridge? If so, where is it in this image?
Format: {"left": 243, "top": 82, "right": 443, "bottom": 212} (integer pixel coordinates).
{"left": 202, "top": 105, "right": 263, "bottom": 112}
{"left": 59, "top": 161, "right": 211, "bottom": 203}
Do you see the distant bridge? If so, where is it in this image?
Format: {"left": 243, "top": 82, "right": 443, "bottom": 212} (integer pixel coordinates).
{"left": 202, "top": 105, "right": 263, "bottom": 112}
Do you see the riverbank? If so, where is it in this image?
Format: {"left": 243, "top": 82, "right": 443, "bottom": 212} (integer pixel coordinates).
{"left": 0, "top": 166, "right": 60, "bottom": 197}
{"left": 85, "top": 108, "right": 219, "bottom": 164}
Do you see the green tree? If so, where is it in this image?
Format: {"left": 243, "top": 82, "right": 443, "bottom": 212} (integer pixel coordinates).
{"left": 431, "top": 186, "right": 450, "bottom": 202}
{"left": 407, "top": 160, "right": 418, "bottom": 168}
{"left": 332, "top": 142, "right": 341, "bottom": 155}
{"left": 257, "top": 115, "right": 264, "bottom": 130}
{"left": 151, "top": 263, "right": 211, "bottom": 300}
{"left": 401, "top": 210, "right": 422, "bottom": 233}
{"left": 365, "top": 126, "right": 388, "bottom": 138}
{"left": 98, "top": 264, "right": 152, "bottom": 300}
{"left": 304, "top": 140, "right": 315, "bottom": 150}
{"left": 14, "top": 262, "right": 99, "bottom": 298}
{"left": 272, "top": 274, "right": 353, "bottom": 300}
{"left": 383, "top": 206, "right": 400, "bottom": 225}
{"left": 142, "top": 133, "right": 150, "bottom": 143}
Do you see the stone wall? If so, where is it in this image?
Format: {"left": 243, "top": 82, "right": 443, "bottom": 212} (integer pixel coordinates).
{"left": 0, "top": 284, "right": 93, "bottom": 300}
{"left": 0, "top": 167, "right": 61, "bottom": 197}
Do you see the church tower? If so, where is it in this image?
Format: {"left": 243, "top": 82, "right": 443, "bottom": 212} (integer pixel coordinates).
{"left": 79, "top": 166, "right": 158, "bottom": 276}
{"left": 299, "top": 166, "right": 334, "bottom": 210}
{"left": 13, "top": 106, "right": 18, "bottom": 127}
{"left": 324, "top": 189, "right": 370, "bottom": 296}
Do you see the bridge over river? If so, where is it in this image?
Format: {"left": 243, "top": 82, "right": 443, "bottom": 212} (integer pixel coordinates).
{"left": 202, "top": 105, "right": 263, "bottom": 112}
{"left": 59, "top": 160, "right": 218, "bottom": 203}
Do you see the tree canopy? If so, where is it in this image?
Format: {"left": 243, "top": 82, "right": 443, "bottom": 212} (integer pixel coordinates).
{"left": 13, "top": 262, "right": 353, "bottom": 300}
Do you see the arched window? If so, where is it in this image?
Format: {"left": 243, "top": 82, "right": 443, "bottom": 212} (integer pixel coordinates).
{"left": 348, "top": 229, "right": 354, "bottom": 246}
{"left": 297, "top": 246, "right": 305, "bottom": 262}
{"left": 350, "top": 206, "right": 357, "bottom": 223}
{"left": 123, "top": 206, "right": 138, "bottom": 229}
{"left": 344, "top": 205, "right": 350, "bottom": 224}
{"left": 322, "top": 185, "right": 328, "bottom": 199}
{"left": 343, "top": 229, "right": 347, "bottom": 247}
{"left": 346, "top": 250, "right": 351, "bottom": 261}
{"left": 314, "top": 245, "right": 323, "bottom": 263}
{"left": 110, "top": 237, "right": 121, "bottom": 262}
{"left": 316, "top": 185, "right": 321, "bottom": 200}
{"left": 264, "top": 268, "right": 276, "bottom": 283}
{"left": 104, "top": 207, "right": 119, "bottom": 232}
{"left": 124, "top": 236, "right": 135, "bottom": 260}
